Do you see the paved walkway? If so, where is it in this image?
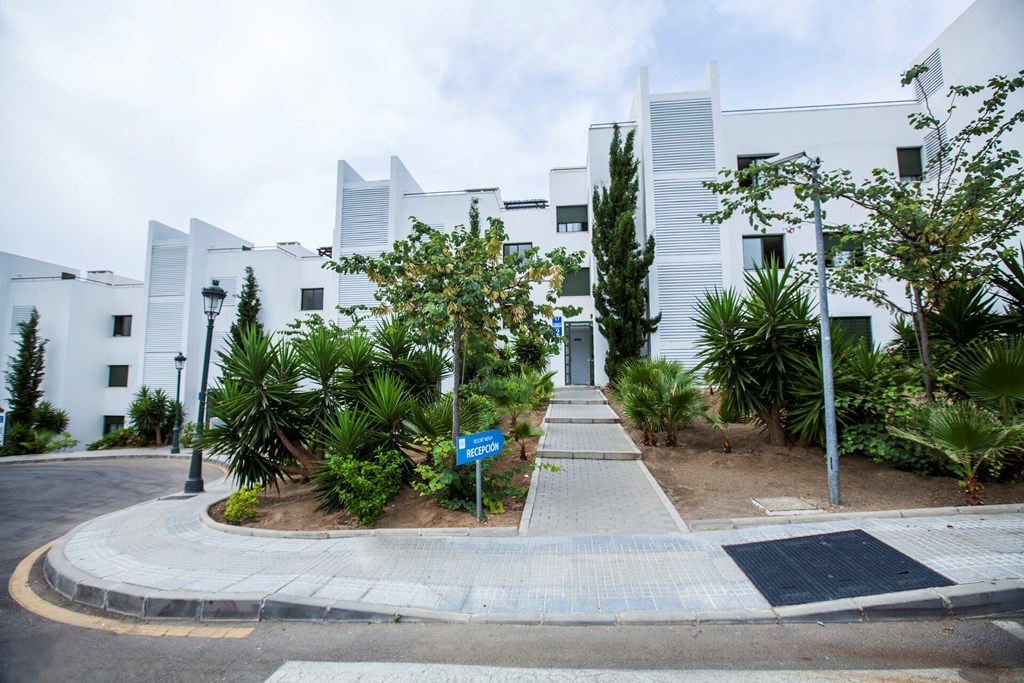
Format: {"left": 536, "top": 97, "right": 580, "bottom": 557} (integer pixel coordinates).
{"left": 537, "top": 388, "right": 640, "bottom": 460}
{"left": 524, "top": 460, "right": 685, "bottom": 536}
{"left": 524, "top": 387, "right": 683, "bottom": 536}
{"left": 45, "top": 482, "right": 1024, "bottom": 623}
{"left": 16, "top": 394, "right": 1024, "bottom": 625}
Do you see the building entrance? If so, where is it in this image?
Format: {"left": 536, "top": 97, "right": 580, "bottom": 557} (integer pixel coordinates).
{"left": 564, "top": 322, "right": 594, "bottom": 386}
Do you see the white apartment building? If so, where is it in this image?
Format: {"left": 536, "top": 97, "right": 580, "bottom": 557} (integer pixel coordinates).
{"left": 3, "top": 0, "right": 1020, "bottom": 446}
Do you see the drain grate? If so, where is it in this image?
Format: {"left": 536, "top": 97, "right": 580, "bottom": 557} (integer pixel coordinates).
{"left": 723, "top": 529, "right": 954, "bottom": 606}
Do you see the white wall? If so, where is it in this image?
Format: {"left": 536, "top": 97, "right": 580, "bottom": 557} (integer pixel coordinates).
{"left": 1, "top": 259, "right": 143, "bottom": 446}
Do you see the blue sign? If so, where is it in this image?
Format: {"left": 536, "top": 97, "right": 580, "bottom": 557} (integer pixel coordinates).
{"left": 552, "top": 315, "right": 563, "bottom": 337}
{"left": 456, "top": 429, "right": 506, "bottom": 466}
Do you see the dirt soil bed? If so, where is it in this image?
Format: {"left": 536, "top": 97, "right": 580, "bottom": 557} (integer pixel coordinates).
{"left": 209, "top": 405, "right": 546, "bottom": 531}
{"left": 609, "top": 397, "right": 1024, "bottom": 520}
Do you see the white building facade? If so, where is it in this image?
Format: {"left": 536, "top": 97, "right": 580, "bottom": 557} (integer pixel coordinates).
{"left": 3, "top": 0, "right": 1021, "bottom": 446}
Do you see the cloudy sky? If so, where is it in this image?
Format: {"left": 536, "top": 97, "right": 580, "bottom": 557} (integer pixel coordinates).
{"left": 1, "top": 0, "right": 975, "bottom": 280}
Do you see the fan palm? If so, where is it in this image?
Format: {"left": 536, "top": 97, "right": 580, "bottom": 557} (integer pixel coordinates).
{"left": 951, "top": 337, "right": 1024, "bottom": 417}
{"left": 890, "top": 402, "right": 1024, "bottom": 504}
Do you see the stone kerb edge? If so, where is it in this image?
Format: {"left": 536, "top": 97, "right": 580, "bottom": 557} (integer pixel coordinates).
{"left": 199, "top": 493, "right": 518, "bottom": 539}
{"left": 41, "top": 525, "right": 1024, "bottom": 623}
{"left": 687, "top": 504, "right": 1024, "bottom": 531}
{"left": 42, "top": 531, "right": 1024, "bottom": 625}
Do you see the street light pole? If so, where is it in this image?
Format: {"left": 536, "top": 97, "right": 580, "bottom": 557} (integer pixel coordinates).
{"left": 170, "top": 352, "right": 186, "bottom": 454}
{"left": 184, "top": 280, "right": 226, "bottom": 494}
{"left": 766, "top": 152, "right": 841, "bottom": 506}
{"left": 808, "top": 158, "right": 841, "bottom": 506}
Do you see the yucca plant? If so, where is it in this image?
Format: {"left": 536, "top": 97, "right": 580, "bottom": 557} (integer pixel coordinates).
{"left": 359, "top": 372, "right": 415, "bottom": 453}
{"left": 890, "top": 402, "right": 1024, "bottom": 504}
{"left": 295, "top": 326, "right": 350, "bottom": 453}
{"left": 695, "top": 261, "right": 817, "bottom": 445}
{"left": 204, "top": 328, "right": 318, "bottom": 488}
{"left": 128, "top": 386, "right": 171, "bottom": 445}
{"left": 950, "top": 336, "right": 1024, "bottom": 418}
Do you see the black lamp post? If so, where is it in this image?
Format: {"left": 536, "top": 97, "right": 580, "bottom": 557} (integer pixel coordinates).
{"left": 170, "top": 352, "right": 186, "bottom": 454}
{"left": 184, "top": 280, "right": 226, "bottom": 494}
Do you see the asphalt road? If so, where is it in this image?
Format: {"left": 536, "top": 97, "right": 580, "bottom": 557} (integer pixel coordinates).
{"left": 1, "top": 459, "right": 1022, "bottom": 683}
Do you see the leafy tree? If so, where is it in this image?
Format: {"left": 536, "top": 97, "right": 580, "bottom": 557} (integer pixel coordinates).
{"left": 229, "top": 266, "right": 264, "bottom": 348}
{"left": 702, "top": 67, "right": 1024, "bottom": 401}
{"left": 4, "top": 308, "right": 47, "bottom": 431}
{"left": 592, "top": 124, "right": 660, "bottom": 384}
{"left": 327, "top": 200, "right": 584, "bottom": 458}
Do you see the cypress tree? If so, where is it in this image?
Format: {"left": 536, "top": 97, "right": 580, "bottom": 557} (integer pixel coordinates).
{"left": 591, "top": 124, "right": 660, "bottom": 385}
{"left": 4, "top": 308, "right": 47, "bottom": 429}
{"left": 230, "top": 266, "right": 264, "bottom": 347}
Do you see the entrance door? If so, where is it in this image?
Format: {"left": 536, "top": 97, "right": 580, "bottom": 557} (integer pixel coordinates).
{"left": 565, "top": 322, "right": 594, "bottom": 385}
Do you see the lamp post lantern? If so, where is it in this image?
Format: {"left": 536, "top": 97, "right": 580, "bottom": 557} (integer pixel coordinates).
{"left": 184, "top": 280, "right": 227, "bottom": 494}
{"left": 170, "top": 352, "right": 186, "bottom": 454}
{"left": 767, "top": 152, "right": 841, "bottom": 506}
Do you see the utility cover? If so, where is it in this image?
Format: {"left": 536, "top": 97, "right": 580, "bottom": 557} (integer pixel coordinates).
{"left": 723, "top": 529, "right": 953, "bottom": 606}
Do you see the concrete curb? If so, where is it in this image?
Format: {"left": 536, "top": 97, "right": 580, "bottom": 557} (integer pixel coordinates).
{"left": 0, "top": 451, "right": 192, "bottom": 465}
{"left": 518, "top": 457, "right": 543, "bottom": 536}
{"left": 687, "top": 504, "right": 1024, "bottom": 532}
{"left": 42, "top": 529, "right": 1024, "bottom": 624}
{"left": 635, "top": 459, "right": 690, "bottom": 533}
{"left": 198, "top": 493, "right": 520, "bottom": 539}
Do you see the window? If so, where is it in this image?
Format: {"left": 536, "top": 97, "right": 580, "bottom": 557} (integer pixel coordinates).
{"left": 832, "top": 317, "right": 873, "bottom": 346}
{"left": 560, "top": 268, "right": 590, "bottom": 297}
{"left": 897, "top": 147, "right": 923, "bottom": 181}
{"left": 112, "top": 315, "right": 132, "bottom": 337}
{"left": 108, "top": 365, "right": 129, "bottom": 387}
{"left": 103, "top": 415, "right": 125, "bottom": 434}
{"left": 503, "top": 242, "right": 533, "bottom": 258}
{"left": 823, "top": 232, "right": 863, "bottom": 268}
{"left": 301, "top": 288, "right": 324, "bottom": 311}
{"left": 737, "top": 154, "right": 777, "bottom": 188}
{"left": 556, "top": 205, "right": 588, "bottom": 233}
{"left": 742, "top": 235, "right": 785, "bottom": 270}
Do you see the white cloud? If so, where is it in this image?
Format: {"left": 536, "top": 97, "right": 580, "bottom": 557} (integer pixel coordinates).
{"left": 0, "top": 0, "right": 977, "bottom": 279}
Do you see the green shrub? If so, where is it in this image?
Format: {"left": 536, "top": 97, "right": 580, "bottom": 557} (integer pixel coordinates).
{"left": 179, "top": 421, "right": 196, "bottom": 449}
{"left": 412, "top": 439, "right": 529, "bottom": 518}
{"left": 224, "top": 485, "right": 263, "bottom": 524}
{"left": 512, "top": 335, "right": 549, "bottom": 372}
{"left": 32, "top": 401, "right": 69, "bottom": 433}
{"left": 313, "top": 448, "right": 404, "bottom": 525}
{"left": 86, "top": 428, "right": 145, "bottom": 451}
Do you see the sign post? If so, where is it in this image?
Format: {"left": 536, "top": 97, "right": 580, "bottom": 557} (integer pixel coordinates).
{"left": 456, "top": 428, "right": 506, "bottom": 520}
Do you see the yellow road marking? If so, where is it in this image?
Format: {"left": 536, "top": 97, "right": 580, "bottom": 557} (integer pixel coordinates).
{"left": 8, "top": 540, "right": 254, "bottom": 639}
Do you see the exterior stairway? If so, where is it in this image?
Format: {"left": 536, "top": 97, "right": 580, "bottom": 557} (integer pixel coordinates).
{"left": 536, "top": 387, "right": 641, "bottom": 460}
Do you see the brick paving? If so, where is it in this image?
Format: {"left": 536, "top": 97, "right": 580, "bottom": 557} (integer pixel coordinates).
{"left": 37, "top": 387, "right": 1024, "bottom": 623}
{"left": 524, "top": 459, "right": 684, "bottom": 536}
{"left": 54, "top": 484, "right": 1024, "bottom": 618}
{"left": 545, "top": 403, "right": 619, "bottom": 423}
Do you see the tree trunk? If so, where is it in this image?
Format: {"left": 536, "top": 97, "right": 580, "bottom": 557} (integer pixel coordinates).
{"left": 274, "top": 427, "right": 319, "bottom": 472}
{"left": 912, "top": 286, "right": 936, "bottom": 402}
{"left": 761, "top": 405, "right": 786, "bottom": 446}
{"left": 451, "top": 321, "right": 462, "bottom": 468}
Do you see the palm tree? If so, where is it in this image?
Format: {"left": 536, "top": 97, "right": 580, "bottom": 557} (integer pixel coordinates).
{"left": 890, "top": 402, "right": 1024, "bottom": 504}
{"left": 951, "top": 336, "right": 1024, "bottom": 418}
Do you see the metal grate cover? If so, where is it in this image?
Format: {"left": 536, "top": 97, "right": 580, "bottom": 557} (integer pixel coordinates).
{"left": 723, "top": 529, "right": 954, "bottom": 606}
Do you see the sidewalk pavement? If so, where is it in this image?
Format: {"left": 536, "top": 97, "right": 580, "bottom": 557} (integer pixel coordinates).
{"left": 19, "top": 389, "right": 1024, "bottom": 625}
